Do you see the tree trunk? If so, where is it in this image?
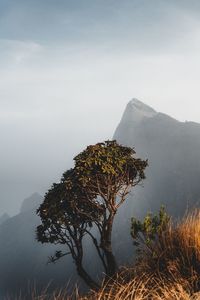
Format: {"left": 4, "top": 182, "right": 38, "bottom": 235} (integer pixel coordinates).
{"left": 104, "top": 248, "right": 117, "bottom": 279}
{"left": 101, "top": 212, "right": 118, "bottom": 280}
{"left": 76, "top": 264, "right": 100, "bottom": 291}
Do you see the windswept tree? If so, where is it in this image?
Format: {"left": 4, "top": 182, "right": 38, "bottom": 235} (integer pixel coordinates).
{"left": 36, "top": 140, "right": 148, "bottom": 290}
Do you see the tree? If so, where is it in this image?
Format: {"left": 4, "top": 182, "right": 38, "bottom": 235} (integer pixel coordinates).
{"left": 36, "top": 140, "right": 148, "bottom": 290}
{"left": 131, "top": 206, "right": 170, "bottom": 257}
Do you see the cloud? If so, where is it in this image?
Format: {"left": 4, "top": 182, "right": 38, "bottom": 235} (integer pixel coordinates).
{"left": 0, "top": 0, "right": 200, "bottom": 52}
{"left": 0, "top": 39, "right": 43, "bottom": 66}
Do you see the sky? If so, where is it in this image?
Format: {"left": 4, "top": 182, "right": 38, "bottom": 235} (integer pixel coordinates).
{"left": 1, "top": 0, "right": 200, "bottom": 215}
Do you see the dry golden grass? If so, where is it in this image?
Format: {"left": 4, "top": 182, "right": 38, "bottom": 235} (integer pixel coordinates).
{"left": 140, "top": 209, "right": 200, "bottom": 290}
{"left": 3, "top": 283, "right": 80, "bottom": 300}
{"left": 83, "top": 279, "right": 200, "bottom": 300}
{"left": 82, "top": 209, "right": 200, "bottom": 300}
{"left": 7, "top": 210, "right": 200, "bottom": 299}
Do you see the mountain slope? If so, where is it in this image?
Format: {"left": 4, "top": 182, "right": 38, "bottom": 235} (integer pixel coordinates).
{"left": 0, "top": 213, "right": 9, "bottom": 226}
{"left": 20, "top": 192, "right": 43, "bottom": 213}
{"left": 112, "top": 99, "right": 200, "bottom": 262}
{"left": 114, "top": 98, "right": 200, "bottom": 216}
{"left": 0, "top": 193, "right": 76, "bottom": 297}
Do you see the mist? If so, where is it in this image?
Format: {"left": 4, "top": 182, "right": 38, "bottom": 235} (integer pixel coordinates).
{"left": 1, "top": 0, "right": 200, "bottom": 215}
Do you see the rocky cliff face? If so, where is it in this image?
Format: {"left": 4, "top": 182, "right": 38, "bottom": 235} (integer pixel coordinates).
{"left": 114, "top": 98, "right": 200, "bottom": 216}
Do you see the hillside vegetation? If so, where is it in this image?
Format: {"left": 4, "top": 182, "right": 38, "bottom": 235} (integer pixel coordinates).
{"left": 82, "top": 209, "right": 200, "bottom": 300}
{"left": 9, "top": 209, "right": 200, "bottom": 299}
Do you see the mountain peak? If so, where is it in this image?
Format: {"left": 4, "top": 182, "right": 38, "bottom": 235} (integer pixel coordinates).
{"left": 120, "top": 98, "right": 157, "bottom": 126}
{"left": 114, "top": 98, "right": 158, "bottom": 144}
{"left": 128, "top": 98, "right": 157, "bottom": 115}
{"left": 20, "top": 192, "right": 43, "bottom": 213}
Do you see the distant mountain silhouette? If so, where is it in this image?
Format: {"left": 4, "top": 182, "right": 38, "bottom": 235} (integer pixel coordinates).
{"left": 20, "top": 192, "right": 43, "bottom": 213}
{"left": 0, "top": 193, "right": 77, "bottom": 297}
{"left": 0, "top": 213, "right": 9, "bottom": 226}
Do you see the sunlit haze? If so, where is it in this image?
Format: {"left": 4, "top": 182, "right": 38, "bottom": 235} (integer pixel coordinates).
{"left": 1, "top": 0, "right": 200, "bottom": 215}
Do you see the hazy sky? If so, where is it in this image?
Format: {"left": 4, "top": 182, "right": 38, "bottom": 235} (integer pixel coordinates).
{"left": 1, "top": 0, "right": 200, "bottom": 215}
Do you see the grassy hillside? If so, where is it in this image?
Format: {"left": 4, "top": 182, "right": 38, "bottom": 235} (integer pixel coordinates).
{"left": 8, "top": 209, "right": 200, "bottom": 300}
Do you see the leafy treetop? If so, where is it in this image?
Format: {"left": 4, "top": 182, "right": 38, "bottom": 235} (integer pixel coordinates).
{"left": 36, "top": 140, "right": 148, "bottom": 290}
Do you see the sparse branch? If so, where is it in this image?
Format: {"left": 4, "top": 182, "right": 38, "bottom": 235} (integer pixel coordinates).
{"left": 48, "top": 250, "right": 71, "bottom": 264}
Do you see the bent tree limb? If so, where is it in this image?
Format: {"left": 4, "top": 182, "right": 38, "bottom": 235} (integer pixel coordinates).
{"left": 76, "top": 263, "right": 100, "bottom": 291}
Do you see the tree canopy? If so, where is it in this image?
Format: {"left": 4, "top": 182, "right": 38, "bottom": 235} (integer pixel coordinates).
{"left": 36, "top": 140, "right": 148, "bottom": 290}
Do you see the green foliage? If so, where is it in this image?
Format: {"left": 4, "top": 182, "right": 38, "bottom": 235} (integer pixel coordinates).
{"left": 131, "top": 206, "right": 170, "bottom": 253}
{"left": 74, "top": 140, "right": 146, "bottom": 179}
{"left": 37, "top": 140, "right": 148, "bottom": 247}
{"left": 73, "top": 140, "right": 147, "bottom": 202}
{"left": 36, "top": 140, "right": 148, "bottom": 289}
